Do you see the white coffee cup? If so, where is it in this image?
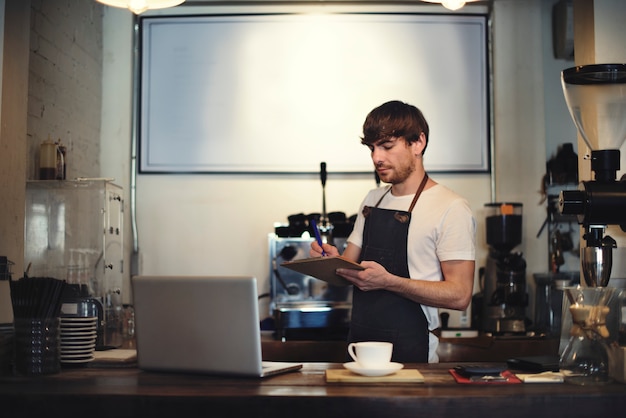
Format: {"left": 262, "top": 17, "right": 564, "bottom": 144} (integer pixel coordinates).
{"left": 348, "top": 341, "right": 393, "bottom": 368}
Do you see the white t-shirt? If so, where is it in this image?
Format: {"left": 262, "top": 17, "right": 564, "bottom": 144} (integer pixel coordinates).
{"left": 347, "top": 183, "right": 476, "bottom": 363}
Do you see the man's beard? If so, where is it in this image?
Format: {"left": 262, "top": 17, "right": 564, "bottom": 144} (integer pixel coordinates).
{"left": 378, "top": 160, "right": 415, "bottom": 185}
{"left": 381, "top": 163, "right": 415, "bottom": 184}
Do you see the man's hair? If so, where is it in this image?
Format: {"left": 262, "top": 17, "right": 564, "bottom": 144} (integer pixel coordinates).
{"left": 361, "top": 100, "right": 430, "bottom": 154}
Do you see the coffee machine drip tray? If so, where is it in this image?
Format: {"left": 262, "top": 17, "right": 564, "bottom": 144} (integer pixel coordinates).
{"left": 483, "top": 307, "right": 527, "bottom": 334}
{"left": 273, "top": 302, "right": 351, "bottom": 341}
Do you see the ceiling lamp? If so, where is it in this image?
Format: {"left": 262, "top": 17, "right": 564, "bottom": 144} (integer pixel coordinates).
{"left": 420, "top": 0, "right": 480, "bottom": 11}
{"left": 96, "top": 0, "right": 186, "bottom": 15}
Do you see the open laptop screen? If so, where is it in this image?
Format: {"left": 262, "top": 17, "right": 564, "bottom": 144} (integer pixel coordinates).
{"left": 132, "top": 275, "right": 301, "bottom": 377}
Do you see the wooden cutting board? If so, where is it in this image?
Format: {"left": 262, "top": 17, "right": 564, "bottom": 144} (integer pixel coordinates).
{"left": 326, "top": 369, "right": 424, "bottom": 383}
{"left": 91, "top": 349, "right": 137, "bottom": 364}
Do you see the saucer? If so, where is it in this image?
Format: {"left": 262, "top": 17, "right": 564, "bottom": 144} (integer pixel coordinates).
{"left": 343, "top": 362, "right": 404, "bottom": 377}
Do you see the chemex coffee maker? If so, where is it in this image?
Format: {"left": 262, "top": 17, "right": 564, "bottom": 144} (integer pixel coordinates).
{"left": 481, "top": 202, "right": 528, "bottom": 334}
{"left": 557, "top": 63, "right": 626, "bottom": 384}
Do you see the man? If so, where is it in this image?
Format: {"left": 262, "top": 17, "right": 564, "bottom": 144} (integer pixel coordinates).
{"left": 310, "top": 100, "right": 476, "bottom": 363}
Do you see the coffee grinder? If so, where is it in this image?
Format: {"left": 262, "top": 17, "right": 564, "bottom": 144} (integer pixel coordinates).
{"left": 481, "top": 202, "right": 528, "bottom": 334}
{"left": 559, "top": 64, "right": 626, "bottom": 288}
{"left": 557, "top": 64, "right": 626, "bottom": 383}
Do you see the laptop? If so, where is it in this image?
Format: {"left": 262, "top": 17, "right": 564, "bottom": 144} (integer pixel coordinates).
{"left": 131, "top": 275, "right": 302, "bottom": 377}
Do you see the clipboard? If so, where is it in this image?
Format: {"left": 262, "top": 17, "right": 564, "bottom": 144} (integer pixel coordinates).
{"left": 280, "top": 256, "right": 363, "bottom": 286}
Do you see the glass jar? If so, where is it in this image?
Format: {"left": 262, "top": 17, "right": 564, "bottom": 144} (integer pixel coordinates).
{"left": 13, "top": 317, "right": 61, "bottom": 376}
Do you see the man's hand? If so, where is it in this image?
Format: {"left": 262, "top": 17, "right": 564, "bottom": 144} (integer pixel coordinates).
{"left": 337, "top": 261, "right": 390, "bottom": 291}
{"left": 309, "top": 241, "right": 340, "bottom": 257}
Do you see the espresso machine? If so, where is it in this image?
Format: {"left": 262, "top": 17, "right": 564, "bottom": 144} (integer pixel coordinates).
{"left": 269, "top": 211, "right": 355, "bottom": 341}
{"left": 557, "top": 63, "right": 626, "bottom": 383}
{"left": 269, "top": 162, "right": 358, "bottom": 340}
{"left": 481, "top": 202, "right": 529, "bottom": 334}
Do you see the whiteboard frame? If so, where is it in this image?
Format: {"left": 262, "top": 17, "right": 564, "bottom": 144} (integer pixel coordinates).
{"left": 138, "top": 12, "right": 491, "bottom": 174}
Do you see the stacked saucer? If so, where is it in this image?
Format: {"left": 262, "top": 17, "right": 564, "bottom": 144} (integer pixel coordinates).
{"left": 59, "top": 316, "right": 98, "bottom": 366}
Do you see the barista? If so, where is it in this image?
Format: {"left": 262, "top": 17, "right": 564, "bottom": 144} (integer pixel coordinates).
{"left": 310, "top": 100, "right": 476, "bottom": 363}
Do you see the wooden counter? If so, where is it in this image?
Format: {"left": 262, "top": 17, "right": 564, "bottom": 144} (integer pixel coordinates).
{"left": 1, "top": 362, "right": 624, "bottom": 418}
{"left": 261, "top": 332, "right": 560, "bottom": 362}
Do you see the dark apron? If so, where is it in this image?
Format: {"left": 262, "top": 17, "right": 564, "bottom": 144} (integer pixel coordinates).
{"left": 348, "top": 174, "right": 430, "bottom": 363}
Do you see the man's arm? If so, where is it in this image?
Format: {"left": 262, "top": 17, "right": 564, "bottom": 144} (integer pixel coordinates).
{"left": 391, "top": 259, "right": 475, "bottom": 310}
{"left": 337, "top": 258, "right": 475, "bottom": 311}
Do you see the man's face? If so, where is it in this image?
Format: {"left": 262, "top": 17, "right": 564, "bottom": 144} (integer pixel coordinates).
{"left": 367, "top": 136, "right": 416, "bottom": 184}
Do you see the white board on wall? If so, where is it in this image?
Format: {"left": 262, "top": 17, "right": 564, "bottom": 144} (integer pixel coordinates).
{"left": 139, "top": 13, "right": 489, "bottom": 174}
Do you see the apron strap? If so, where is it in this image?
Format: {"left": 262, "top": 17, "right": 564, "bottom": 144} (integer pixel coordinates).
{"left": 374, "top": 173, "right": 429, "bottom": 211}
{"left": 373, "top": 187, "right": 392, "bottom": 208}
{"left": 408, "top": 173, "right": 429, "bottom": 212}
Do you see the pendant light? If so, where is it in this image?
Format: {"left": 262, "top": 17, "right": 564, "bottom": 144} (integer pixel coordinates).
{"left": 96, "top": 0, "right": 186, "bottom": 15}
{"left": 420, "top": 0, "right": 480, "bottom": 11}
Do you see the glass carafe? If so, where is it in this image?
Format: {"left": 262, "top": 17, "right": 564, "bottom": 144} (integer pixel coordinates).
{"left": 560, "top": 286, "right": 616, "bottom": 385}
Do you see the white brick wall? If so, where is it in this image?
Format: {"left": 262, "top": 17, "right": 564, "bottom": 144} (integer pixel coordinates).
{"left": 27, "top": 0, "right": 103, "bottom": 180}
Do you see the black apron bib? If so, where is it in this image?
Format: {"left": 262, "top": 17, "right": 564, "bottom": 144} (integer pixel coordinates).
{"left": 348, "top": 174, "right": 430, "bottom": 363}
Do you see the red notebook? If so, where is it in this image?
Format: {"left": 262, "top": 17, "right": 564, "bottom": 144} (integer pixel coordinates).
{"left": 449, "top": 369, "right": 522, "bottom": 384}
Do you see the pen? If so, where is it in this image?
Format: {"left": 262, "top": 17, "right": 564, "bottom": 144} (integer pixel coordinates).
{"left": 310, "top": 218, "right": 327, "bottom": 256}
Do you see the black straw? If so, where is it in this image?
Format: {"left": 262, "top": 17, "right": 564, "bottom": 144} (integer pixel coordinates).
{"left": 10, "top": 276, "right": 67, "bottom": 319}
